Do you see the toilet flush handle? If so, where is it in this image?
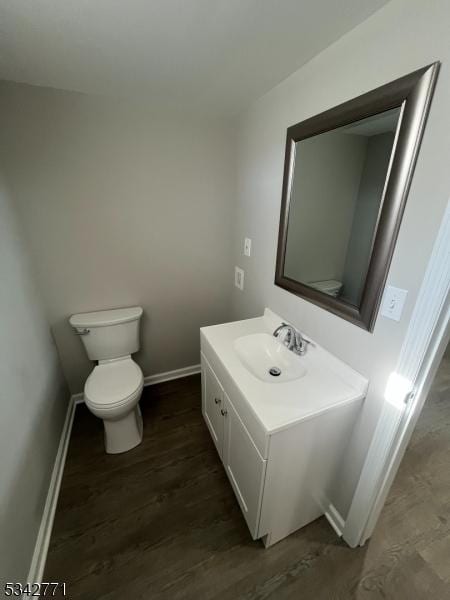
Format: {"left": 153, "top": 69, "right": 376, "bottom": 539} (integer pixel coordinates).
{"left": 75, "top": 328, "right": 90, "bottom": 335}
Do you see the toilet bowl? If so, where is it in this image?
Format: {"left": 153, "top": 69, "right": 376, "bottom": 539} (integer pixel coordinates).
{"left": 69, "top": 306, "right": 145, "bottom": 454}
{"left": 84, "top": 357, "right": 144, "bottom": 453}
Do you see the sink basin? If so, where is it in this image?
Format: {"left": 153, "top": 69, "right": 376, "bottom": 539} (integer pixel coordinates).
{"left": 233, "top": 333, "right": 307, "bottom": 383}
{"left": 201, "top": 308, "right": 368, "bottom": 434}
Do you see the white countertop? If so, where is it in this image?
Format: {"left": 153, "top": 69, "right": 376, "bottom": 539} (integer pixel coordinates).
{"left": 200, "top": 309, "right": 368, "bottom": 434}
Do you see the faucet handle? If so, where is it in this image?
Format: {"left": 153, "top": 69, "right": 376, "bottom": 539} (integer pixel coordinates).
{"left": 292, "top": 330, "right": 314, "bottom": 355}
{"left": 294, "top": 330, "right": 304, "bottom": 349}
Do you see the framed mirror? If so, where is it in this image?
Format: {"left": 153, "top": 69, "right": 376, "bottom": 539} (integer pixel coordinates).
{"left": 275, "top": 63, "right": 439, "bottom": 331}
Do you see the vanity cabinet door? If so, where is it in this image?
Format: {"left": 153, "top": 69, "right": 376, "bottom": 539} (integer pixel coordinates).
{"left": 202, "top": 356, "right": 225, "bottom": 457}
{"left": 222, "top": 393, "right": 267, "bottom": 539}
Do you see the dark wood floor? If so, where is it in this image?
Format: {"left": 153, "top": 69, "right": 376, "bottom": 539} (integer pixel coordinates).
{"left": 45, "top": 352, "right": 450, "bottom": 599}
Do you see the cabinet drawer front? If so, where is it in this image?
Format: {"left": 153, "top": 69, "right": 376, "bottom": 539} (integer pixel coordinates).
{"left": 223, "top": 394, "right": 267, "bottom": 538}
{"left": 201, "top": 354, "right": 224, "bottom": 456}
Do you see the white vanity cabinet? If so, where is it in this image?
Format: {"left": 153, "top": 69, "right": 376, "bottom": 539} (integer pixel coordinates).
{"left": 202, "top": 354, "right": 267, "bottom": 537}
{"left": 202, "top": 357, "right": 224, "bottom": 454}
{"left": 222, "top": 393, "right": 267, "bottom": 537}
{"left": 200, "top": 310, "right": 368, "bottom": 547}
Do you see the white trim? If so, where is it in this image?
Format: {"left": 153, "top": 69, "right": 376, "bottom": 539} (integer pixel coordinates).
{"left": 72, "top": 392, "right": 84, "bottom": 405}
{"left": 325, "top": 504, "right": 345, "bottom": 537}
{"left": 343, "top": 200, "right": 450, "bottom": 548}
{"left": 25, "top": 397, "right": 76, "bottom": 586}
{"left": 143, "top": 364, "right": 201, "bottom": 386}
{"left": 72, "top": 364, "right": 201, "bottom": 404}
{"left": 361, "top": 307, "right": 449, "bottom": 544}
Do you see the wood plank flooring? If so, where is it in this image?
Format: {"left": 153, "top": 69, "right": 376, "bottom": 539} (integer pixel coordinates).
{"left": 45, "top": 353, "right": 450, "bottom": 599}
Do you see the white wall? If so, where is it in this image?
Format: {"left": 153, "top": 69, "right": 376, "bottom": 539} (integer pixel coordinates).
{"left": 0, "top": 173, "right": 68, "bottom": 582}
{"left": 232, "top": 0, "right": 450, "bottom": 516}
{"left": 0, "top": 83, "right": 236, "bottom": 393}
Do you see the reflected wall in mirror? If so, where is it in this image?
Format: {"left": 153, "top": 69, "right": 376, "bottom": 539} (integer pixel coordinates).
{"left": 284, "top": 107, "right": 401, "bottom": 308}
{"left": 275, "top": 63, "right": 439, "bottom": 331}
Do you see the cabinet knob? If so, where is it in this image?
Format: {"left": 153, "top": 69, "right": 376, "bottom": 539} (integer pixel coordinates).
{"left": 220, "top": 408, "right": 227, "bottom": 416}
{"left": 214, "top": 397, "right": 221, "bottom": 405}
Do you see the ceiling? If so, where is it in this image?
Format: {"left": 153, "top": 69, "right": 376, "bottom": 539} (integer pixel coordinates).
{"left": 0, "top": 0, "right": 391, "bottom": 117}
{"left": 344, "top": 108, "right": 401, "bottom": 136}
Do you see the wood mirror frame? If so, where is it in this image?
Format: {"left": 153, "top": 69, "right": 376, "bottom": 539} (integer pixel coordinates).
{"left": 275, "top": 63, "right": 440, "bottom": 331}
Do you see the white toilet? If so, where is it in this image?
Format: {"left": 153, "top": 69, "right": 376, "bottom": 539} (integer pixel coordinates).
{"left": 309, "top": 279, "right": 343, "bottom": 297}
{"left": 69, "top": 306, "right": 144, "bottom": 454}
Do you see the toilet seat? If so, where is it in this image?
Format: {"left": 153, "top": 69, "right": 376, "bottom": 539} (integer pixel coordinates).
{"left": 85, "top": 358, "right": 143, "bottom": 409}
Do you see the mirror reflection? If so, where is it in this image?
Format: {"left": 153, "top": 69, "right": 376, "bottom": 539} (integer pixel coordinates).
{"left": 284, "top": 107, "right": 401, "bottom": 307}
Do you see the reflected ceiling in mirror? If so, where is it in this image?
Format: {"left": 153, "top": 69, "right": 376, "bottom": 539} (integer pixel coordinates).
{"left": 284, "top": 107, "right": 401, "bottom": 307}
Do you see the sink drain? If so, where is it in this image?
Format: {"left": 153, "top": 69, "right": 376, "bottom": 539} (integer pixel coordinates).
{"left": 269, "top": 366, "right": 282, "bottom": 377}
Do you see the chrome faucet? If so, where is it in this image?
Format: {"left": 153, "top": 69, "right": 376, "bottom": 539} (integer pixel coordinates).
{"left": 273, "top": 322, "right": 310, "bottom": 356}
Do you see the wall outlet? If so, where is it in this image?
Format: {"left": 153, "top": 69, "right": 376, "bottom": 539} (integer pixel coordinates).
{"left": 244, "top": 237, "right": 252, "bottom": 257}
{"left": 380, "top": 285, "right": 408, "bottom": 321}
{"left": 234, "top": 266, "right": 244, "bottom": 290}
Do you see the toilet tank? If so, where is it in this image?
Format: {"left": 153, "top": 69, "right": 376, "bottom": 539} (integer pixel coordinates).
{"left": 69, "top": 306, "right": 143, "bottom": 361}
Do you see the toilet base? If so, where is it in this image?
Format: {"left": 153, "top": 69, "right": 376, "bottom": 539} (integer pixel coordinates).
{"left": 103, "top": 404, "right": 143, "bottom": 454}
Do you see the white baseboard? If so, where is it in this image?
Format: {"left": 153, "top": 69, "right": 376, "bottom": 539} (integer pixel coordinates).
{"left": 25, "top": 397, "right": 76, "bottom": 586}
{"left": 143, "top": 364, "right": 201, "bottom": 386}
{"left": 72, "top": 363, "right": 201, "bottom": 404}
{"left": 325, "top": 503, "right": 345, "bottom": 537}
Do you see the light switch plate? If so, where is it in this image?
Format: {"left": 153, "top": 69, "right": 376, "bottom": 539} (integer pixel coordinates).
{"left": 244, "top": 238, "right": 252, "bottom": 257}
{"left": 380, "top": 285, "right": 408, "bottom": 321}
{"left": 234, "top": 266, "right": 244, "bottom": 290}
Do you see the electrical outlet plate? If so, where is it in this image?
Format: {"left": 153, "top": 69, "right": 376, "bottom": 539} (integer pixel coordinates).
{"left": 380, "top": 285, "right": 408, "bottom": 321}
{"left": 234, "top": 266, "right": 244, "bottom": 290}
{"left": 244, "top": 238, "right": 252, "bottom": 257}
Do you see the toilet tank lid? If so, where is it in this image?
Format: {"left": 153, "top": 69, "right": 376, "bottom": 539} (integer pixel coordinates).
{"left": 69, "top": 306, "right": 143, "bottom": 328}
{"left": 309, "top": 279, "right": 342, "bottom": 292}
